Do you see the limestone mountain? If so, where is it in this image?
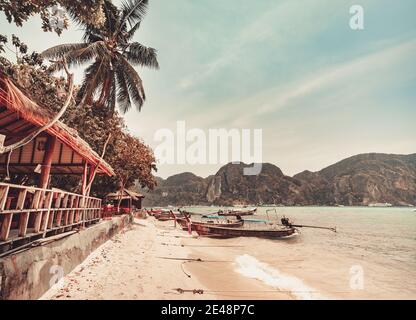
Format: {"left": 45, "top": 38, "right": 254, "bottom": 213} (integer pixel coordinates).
{"left": 138, "top": 153, "right": 416, "bottom": 207}
{"left": 205, "top": 163, "right": 308, "bottom": 206}
{"left": 140, "top": 172, "right": 208, "bottom": 207}
{"left": 295, "top": 153, "right": 416, "bottom": 206}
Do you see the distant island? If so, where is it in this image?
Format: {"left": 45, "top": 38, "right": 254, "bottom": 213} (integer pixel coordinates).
{"left": 138, "top": 153, "right": 416, "bottom": 207}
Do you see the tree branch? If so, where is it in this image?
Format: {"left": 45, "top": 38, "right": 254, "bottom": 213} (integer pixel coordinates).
{"left": 84, "top": 133, "right": 112, "bottom": 196}
{"left": 0, "top": 58, "right": 74, "bottom": 154}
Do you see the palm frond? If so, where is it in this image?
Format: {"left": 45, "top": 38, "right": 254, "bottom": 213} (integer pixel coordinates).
{"left": 117, "top": 55, "right": 146, "bottom": 111}
{"left": 105, "top": 73, "right": 117, "bottom": 111}
{"left": 69, "top": 41, "right": 110, "bottom": 68}
{"left": 41, "top": 43, "right": 88, "bottom": 59}
{"left": 120, "top": 0, "right": 149, "bottom": 30}
{"left": 45, "top": 41, "right": 109, "bottom": 71}
{"left": 64, "top": 6, "right": 90, "bottom": 27}
{"left": 125, "top": 42, "right": 159, "bottom": 69}
{"left": 115, "top": 63, "right": 133, "bottom": 113}
{"left": 103, "top": 0, "right": 120, "bottom": 35}
{"left": 82, "top": 25, "right": 105, "bottom": 43}
{"left": 125, "top": 21, "right": 141, "bottom": 41}
{"left": 78, "top": 59, "right": 110, "bottom": 103}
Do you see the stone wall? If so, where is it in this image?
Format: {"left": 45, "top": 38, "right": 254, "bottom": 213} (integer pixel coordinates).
{"left": 0, "top": 215, "right": 131, "bottom": 300}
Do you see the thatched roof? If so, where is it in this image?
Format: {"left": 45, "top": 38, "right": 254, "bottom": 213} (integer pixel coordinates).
{"left": 0, "top": 72, "right": 115, "bottom": 176}
{"left": 107, "top": 189, "right": 144, "bottom": 201}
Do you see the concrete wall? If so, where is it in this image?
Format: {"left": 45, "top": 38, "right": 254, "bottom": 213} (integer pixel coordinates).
{"left": 0, "top": 215, "right": 131, "bottom": 300}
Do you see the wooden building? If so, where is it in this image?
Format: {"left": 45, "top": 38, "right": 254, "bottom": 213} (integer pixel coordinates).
{"left": 0, "top": 72, "right": 115, "bottom": 253}
{"left": 106, "top": 189, "right": 145, "bottom": 213}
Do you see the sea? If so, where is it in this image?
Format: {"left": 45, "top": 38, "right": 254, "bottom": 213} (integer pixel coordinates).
{"left": 182, "top": 206, "right": 416, "bottom": 299}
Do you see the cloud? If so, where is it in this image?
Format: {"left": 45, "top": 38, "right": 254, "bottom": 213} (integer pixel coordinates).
{"left": 192, "top": 37, "right": 416, "bottom": 128}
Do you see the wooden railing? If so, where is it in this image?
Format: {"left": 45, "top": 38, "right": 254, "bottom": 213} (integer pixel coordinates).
{"left": 0, "top": 182, "right": 102, "bottom": 246}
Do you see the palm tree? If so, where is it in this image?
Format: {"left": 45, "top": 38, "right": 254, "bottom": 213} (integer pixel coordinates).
{"left": 42, "top": 0, "right": 159, "bottom": 113}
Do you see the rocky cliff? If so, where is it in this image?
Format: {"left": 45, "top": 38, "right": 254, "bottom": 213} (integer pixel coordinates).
{"left": 139, "top": 153, "right": 416, "bottom": 207}
{"left": 294, "top": 153, "right": 416, "bottom": 206}
{"left": 141, "top": 173, "right": 208, "bottom": 207}
{"left": 204, "top": 163, "right": 308, "bottom": 206}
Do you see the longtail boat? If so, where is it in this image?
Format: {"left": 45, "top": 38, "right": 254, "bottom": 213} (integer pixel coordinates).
{"left": 154, "top": 212, "right": 184, "bottom": 221}
{"left": 147, "top": 209, "right": 168, "bottom": 216}
{"left": 192, "top": 224, "right": 297, "bottom": 239}
{"left": 147, "top": 209, "right": 185, "bottom": 221}
{"left": 200, "top": 208, "right": 257, "bottom": 218}
{"left": 147, "top": 208, "right": 180, "bottom": 216}
{"left": 219, "top": 208, "right": 257, "bottom": 216}
{"left": 175, "top": 217, "right": 244, "bottom": 231}
{"left": 181, "top": 210, "right": 218, "bottom": 217}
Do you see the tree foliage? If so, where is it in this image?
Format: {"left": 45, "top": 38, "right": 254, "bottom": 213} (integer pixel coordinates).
{"left": 0, "top": 1, "right": 158, "bottom": 197}
{"left": 62, "top": 99, "right": 157, "bottom": 198}
{"left": 0, "top": 0, "right": 105, "bottom": 34}
{"left": 0, "top": 56, "right": 157, "bottom": 196}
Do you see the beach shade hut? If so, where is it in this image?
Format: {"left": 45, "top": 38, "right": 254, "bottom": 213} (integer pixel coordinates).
{"left": 106, "top": 189, "right": 145, "bottom": 214}
{"left": 0, "top": 72, "right": 115, "bottom": 252}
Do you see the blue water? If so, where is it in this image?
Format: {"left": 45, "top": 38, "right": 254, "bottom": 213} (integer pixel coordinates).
{"left": 184, "top": 206, "right": 416, "bottom": 299}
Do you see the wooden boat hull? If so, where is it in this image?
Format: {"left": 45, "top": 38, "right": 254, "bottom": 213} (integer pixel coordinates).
{"left": 147, "top": 209, "right": 166, "bottom": 216}
{"left": 147, "top": 209, "right": 177, "bottom": 215}
{"left": 219, "top": 211, "right": 255, "bottom": 217}
{"left": 183, "top": 209, "right": 256, "bottom": 218}
{"left": 193, "top": 224, "right": 297, "bottom": 239}
{"left": 202, "top": 209, "right": 257, "bottom": 217}
{"left": 176, "top": 218, "right": 244, "bottom": 231}
{"left": 156, "top": 216, "right": 175, "bottom": 221}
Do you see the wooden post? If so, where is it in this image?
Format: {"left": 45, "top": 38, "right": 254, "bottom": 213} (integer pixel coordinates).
{"left": 38, "top": 135, "right": 57, "bottom": 189}
{"left": 79, "top": 196, "right": 86, "bottom": 226}
{"left": 81, "top": 162, "right": 88, "bottom": 196}
{"left": 94, "top": 199, "right": 98, "bottom": 219}
{"left": 41, "top": 191, "right": 53, "bottom": 233}
{"left": 13, "top": 189, "right": 28, "bottom": 237}
{"left": 18, "top": 189, "right": 30, "bottom": 237}
{"left": 74, "top": 196, "right": 81, "bottom": 223}
{"left": 87, "top": 198, "right": 92, "bottom": 221}
{"left": 48, "top": 193, "right": 62, "bottom": 229}
{"left": 65, "top": 195, "right": 75, "bottom": 226}
{"left": 20, "top": 189, "right": 42, "bottom": 236}
{"left": 0, "top": 185, "right": 11, "bottom": 241}
{"left": 57, "top": 194, "right": 69, "bottom": 227}
{"left": 33, "top": 191, "right": 46, "bottom": 233}
{"left": 97, "top": 199, "right": 101, "bottom": 220}
{"left": 69, "top": 195, "right": 78, "bottom": 225}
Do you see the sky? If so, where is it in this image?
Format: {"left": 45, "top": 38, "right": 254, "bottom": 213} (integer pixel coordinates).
{"left": 1, "top": 0, "right": 415, "bottom": 179}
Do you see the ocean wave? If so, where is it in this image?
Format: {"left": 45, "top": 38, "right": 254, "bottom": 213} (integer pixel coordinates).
{"left": 234, "top": 254, "right": 325, "bottom": 300}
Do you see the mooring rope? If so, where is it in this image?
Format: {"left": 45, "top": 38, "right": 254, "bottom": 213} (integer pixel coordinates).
{"left": 160, "top": 243, "right": 244, "bottom": 248}
{"left": 157, "top": 257, "right": 233, "bottom": 263}
{"left": 181, "top": 262, "right": 192, "bottom": 278}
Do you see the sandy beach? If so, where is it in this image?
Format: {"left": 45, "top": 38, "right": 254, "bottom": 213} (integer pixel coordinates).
{"left": 40, "top": 207, "right": 416, "bottom": 301}
{"left": 41, "top": 217, "right": 291, "bottom": 300}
